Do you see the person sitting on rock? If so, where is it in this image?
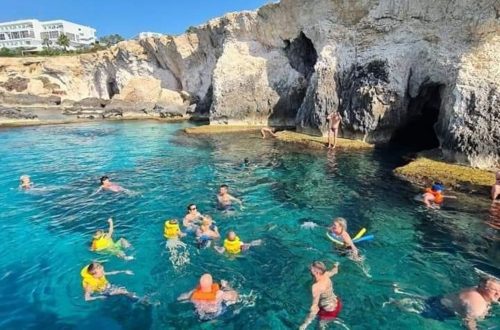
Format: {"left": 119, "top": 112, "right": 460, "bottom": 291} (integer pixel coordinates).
{"left": 491, "top": 170, "right": 500, "bottom": 201}
{"left": 261, "top": 127, "right": 278, "bottom": 139}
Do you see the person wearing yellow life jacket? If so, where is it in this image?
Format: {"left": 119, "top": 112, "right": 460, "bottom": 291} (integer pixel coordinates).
{"left": 90, "top": 218, "right": 133, "bottom": 260}
{"left": 164, "top": 219, "right": 186, "bottom": 240}
{"left": 215, "top": 230, "right": 262, "bottom": 255}
{"left": 81, "top": 262, "right": 135, "bottom": 301}
{"left": 178, "top": 273, "right": 239, "bottom": 320}
{"left": 422, "top": 182, "right": 445, "bottom": 208}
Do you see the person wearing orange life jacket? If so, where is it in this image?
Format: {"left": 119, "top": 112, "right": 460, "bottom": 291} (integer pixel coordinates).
{"left": 178, "top": 273, "right": 239, "bottom": 320}
{"left": 422, "top": 182, "right": 446, "bottom": 208}
{"left": 90, "top": 217, "right": 133, "bottom": 260}
{"left": 81, "top": 262, "right": 135, "bottom": 301}
{"left": 215, "top": 230, "right": 262, "bottom": 255}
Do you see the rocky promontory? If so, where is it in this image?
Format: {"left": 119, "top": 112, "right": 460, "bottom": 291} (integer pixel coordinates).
{"left": 0, "top": 0, "right": 498, "bottom": 168}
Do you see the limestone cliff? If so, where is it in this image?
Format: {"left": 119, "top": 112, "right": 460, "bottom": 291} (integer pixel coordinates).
{"left": 0, "top": 0, "right": 499, "bottom": 168}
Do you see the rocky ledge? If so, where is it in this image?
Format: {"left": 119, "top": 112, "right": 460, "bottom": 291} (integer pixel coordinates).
{"left": 0, "top": 0, "right": 498, "bottom": 169}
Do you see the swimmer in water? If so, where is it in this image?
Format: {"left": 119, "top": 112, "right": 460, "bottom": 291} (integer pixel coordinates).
{"left": 96, "top": 176, "right": 126, "bottom": 193}
{"left": 196, "top": 216, "right": 220, "bottom": 248}
{"left": 299, "top": 261, "right": 342, "bottom": 330}
{"left": 261, "top": 127, "right": 278, "bottom": 139}
{"left": 328, "top": 217, "right": 360, "bottom": 260}
{"left": 81, "top": 262, "right": 135, "bottom": 301}
{"left": 393, "top": 277, "right": 500, "bottom": 330}
{"left": 90, "top": 218, "right": 133, "bottom": 260}
{"left": 326, "top": 111, "right": 342, "bottom": 149}
{"left": 19, "top": 175, "right": 33, "bottom": 190}
{"left": 491, "top": 170, "right": 500, "bottom": 201}
{"left": 215, "top": 230, "right": 262, "bottom": 254}
{"left": 422, "top": 182, "right": 448, "bottom": 208}
{"left": 178, "top": 273, "right": 239, "bottom": 320}
{"left": 183, "top": 204, "right": 203, "bottom": 233}
{"left": 164, "top": 219, "right": 186, "bottom": 240}
{"left": 217, "top": 184, "right": 242, "bottom": 210}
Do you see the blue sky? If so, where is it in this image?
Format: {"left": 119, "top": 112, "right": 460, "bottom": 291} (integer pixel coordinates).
{"left": 0, "top": 0, "right": 270, "bottom": 38}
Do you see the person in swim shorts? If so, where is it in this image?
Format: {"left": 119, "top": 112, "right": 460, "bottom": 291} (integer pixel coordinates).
{"left": 178, "top": 273, "right": 239, "bottom": 320}
{"left": 183, "top": 203, "right": 203, "bottom": 233}
{"left": 81, "top": 262, "right": 135, "bottom": 301}
{"left": 327, "top": 112, "right": 342, "bottom": 149}
{"left": 90, "top": 217, "right": 133, "bottom": 260}
{"left": 299, "top": 261, "right": 342, "bottom": 330}
{"left": 217, "top": 184, "right": 242, "bottom": 210}
{"left": 491, "top": 171, "right": 500, "bottom": 201}
{"left": 329, "top": 217, "right": 360, "bottom": 260}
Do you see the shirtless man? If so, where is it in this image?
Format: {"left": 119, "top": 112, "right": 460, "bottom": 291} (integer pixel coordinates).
{"left": 217, "top": 184, "right": 242, "bottom": 210}
{"left": 300, "top": 261, "right": 342, "bottom": 330}
{"left": 96, "top": 176, "right": 126, "bottom": 193}
{"left": 327, "top": 112, "right": 342, "bottom": 149}
{"left": 420, "top": 277, "right": 500, "bottom": 330}
{"left": 491, "top": 171, "right": 500, "bottom": 201}
{"left": 183, "top": 203, "right": 203, "bottom": 233}
{"left": 261, "top": 127, "right": 278, "bottom": 139}
{"left": 178, "top": 273, "right": 239, "bottom": 320}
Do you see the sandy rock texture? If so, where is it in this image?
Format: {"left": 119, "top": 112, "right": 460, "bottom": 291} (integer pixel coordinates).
{"left": 0, "top": 0, "right": 498, "bottom": 168}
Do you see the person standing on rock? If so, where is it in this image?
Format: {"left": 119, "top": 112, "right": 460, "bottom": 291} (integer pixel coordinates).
{"left": 327, "top": 112, "right": 342, "bottom": 149}
{"left": 491, "top": 170, "right": 500, "bottom": 201}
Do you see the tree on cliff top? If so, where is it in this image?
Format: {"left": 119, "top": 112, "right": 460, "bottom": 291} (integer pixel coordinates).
{"left": 56, "top": 34, "right": 70, "bottom": 51}
{"left": 99, "top": 34, "right": 124, "bottom": 46}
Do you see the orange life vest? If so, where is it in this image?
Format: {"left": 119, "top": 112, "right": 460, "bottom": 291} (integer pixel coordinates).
{"left": 425, "top": 188, "right": 443, "bottom": 204}
{"left": 191, "top": 283, "right": 220, "bottom": 301}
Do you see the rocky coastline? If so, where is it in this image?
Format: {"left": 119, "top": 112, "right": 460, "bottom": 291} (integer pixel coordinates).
{"left": 0, "top": 0, "right": 498, "bottom": 186}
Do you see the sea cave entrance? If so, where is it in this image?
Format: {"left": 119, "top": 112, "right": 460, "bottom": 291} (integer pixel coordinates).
{"left": 391, "top": 83, "right": 443, "bottom": 151}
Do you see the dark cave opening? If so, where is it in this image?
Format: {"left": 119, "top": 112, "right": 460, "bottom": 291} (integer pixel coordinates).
{"left": 107, "top": 79, "right": 119, "bottom": 99}
{"left": 283, "top": 31, "right": 318, "bottom": 80}
{"left": 391, "top": 83, "right": 443, "bottom": 151}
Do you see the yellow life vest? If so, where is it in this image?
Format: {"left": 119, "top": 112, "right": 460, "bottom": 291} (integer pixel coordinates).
{"left": 164, "top": 220, "right": 180, "bottom": 239}
{"left": 80, "top": 265, "right": 108, "bottom": 292}
{"left": 91, "top": 235, "right": 113, "bottom": 251}
{"left": 224, "top": 236, "right": 242, "bottom": 254}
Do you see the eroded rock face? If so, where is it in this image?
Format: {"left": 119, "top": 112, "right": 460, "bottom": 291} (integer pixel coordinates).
{"left": 0, "top": 0, "right": 498, "bottom": 167}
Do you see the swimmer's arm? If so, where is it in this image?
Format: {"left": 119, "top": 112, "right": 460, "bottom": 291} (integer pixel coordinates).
{"left": 91, "top": 187, "right": 103, "bottom": 196}
{"left": 105, "top": 270, "right": 134, "bottom": 276}
{"left": 177, "top": 290, "right": 194, "bottom": 301}
{"left": 229, "top": 194, "right": 243, "bottom": 205}
{"left": 300, "top": 286, "right": 321, "bottom": 330}
{"left": 106, "top": 217, "right": 114, "bottom": 238}
{"left": 215, "top": 246, "right": 225, "bottom": 254}
{"left": 325, "top": 263, "right": 340, "bottom": 277}
{"left": 84, "top": 286, "right": 106, "bottom": 301}
{"left": 463, "top": 317, "right": 477, "bottom": 330}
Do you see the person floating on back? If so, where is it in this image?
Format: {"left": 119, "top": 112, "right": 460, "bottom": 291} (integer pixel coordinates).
{"left": 177, "top": 273, "right": 239, "bottom": 320}
{"left": 299, "top": 261, "right": 342, "bottom": 330}
{"left": 19, "top": 175, "right": 33, "bottom": 190}
{"left": 326, "top": 112, "right": 342, "bottom": 149}
{"left": 164, "top": 219, "right": 186, "bottom": 240}
{"left": 215, "top": 230, "right": 262, "bottom": 254}
{"left": 90, "top": 217, "right": 133, "bottom": 260}
{"left": 81, "top": 262, "right": 135, "bottom": 301}
{"left": 328, "top": 217, "right": 360, "bottom": 260}
{"left": 491, "top": 170, "right": 500, "bottom": 201}
{"left": 217, "top": 184, "right": 242, "bottom": 211}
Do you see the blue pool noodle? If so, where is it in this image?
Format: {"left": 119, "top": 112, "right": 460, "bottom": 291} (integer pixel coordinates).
{"left": 353, "top": 234, "right": 374, "bottom": 243}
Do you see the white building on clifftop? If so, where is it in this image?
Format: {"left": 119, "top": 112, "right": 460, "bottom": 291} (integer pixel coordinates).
{"left": 0, "top": 19, "right": 96, "bottom": 51}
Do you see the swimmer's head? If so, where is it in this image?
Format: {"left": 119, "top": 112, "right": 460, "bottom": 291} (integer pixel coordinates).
{"left": 244, "top": 158, "right": 249, "bottom": 164}
{"left": 219, "top": 184, "right": 228, "bottom": 194}
{"left": 100, "top": 176, "right": 110, "bottom": 186}
{"left": 19, "top": 175, "right": 30, "bottom": 185}
{"left": 332, "top": 217, "right": 347, "bottom": 233}
{"left": 479, "top": 277, "right": 500, "bottom": 303}
{"left": 202, "top": 215, "right": 213, "bottom": 226}
{"left": 93, "top": 230, "right": 105, "bottom": 238}
{"left": 168, "top": 219, "right": 178, "bottom": 225}
{"left": 432, "top": 182, "right": 444, "bottom": 192}
{"left": 87, "top": 262, "right": 104, "bottom": 278}
{"left": 310, "top": 261, "right": 327, "bottom": 276}
{"left": 199, "top": 273, "right": 213, "bottom": 292}
{"left": 187, "top": 204, "right": 197, "bottom": 212}
{"left": 227, "top": 230, "right": 237, "bottom": 241}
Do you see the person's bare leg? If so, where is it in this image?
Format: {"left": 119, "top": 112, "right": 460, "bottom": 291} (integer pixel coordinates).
{"left": 260, "top": 128, "right": 266, "bottom": 139}
{"left": 332, "top": 129, "right": 338, "bottom": 149}
{"left": 327, "top": 129, "right": 333, "bottom": 148}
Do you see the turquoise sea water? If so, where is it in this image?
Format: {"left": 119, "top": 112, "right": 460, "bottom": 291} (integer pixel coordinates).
{"left": 0, "top": 121, "right": 498, "bottom": 330}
